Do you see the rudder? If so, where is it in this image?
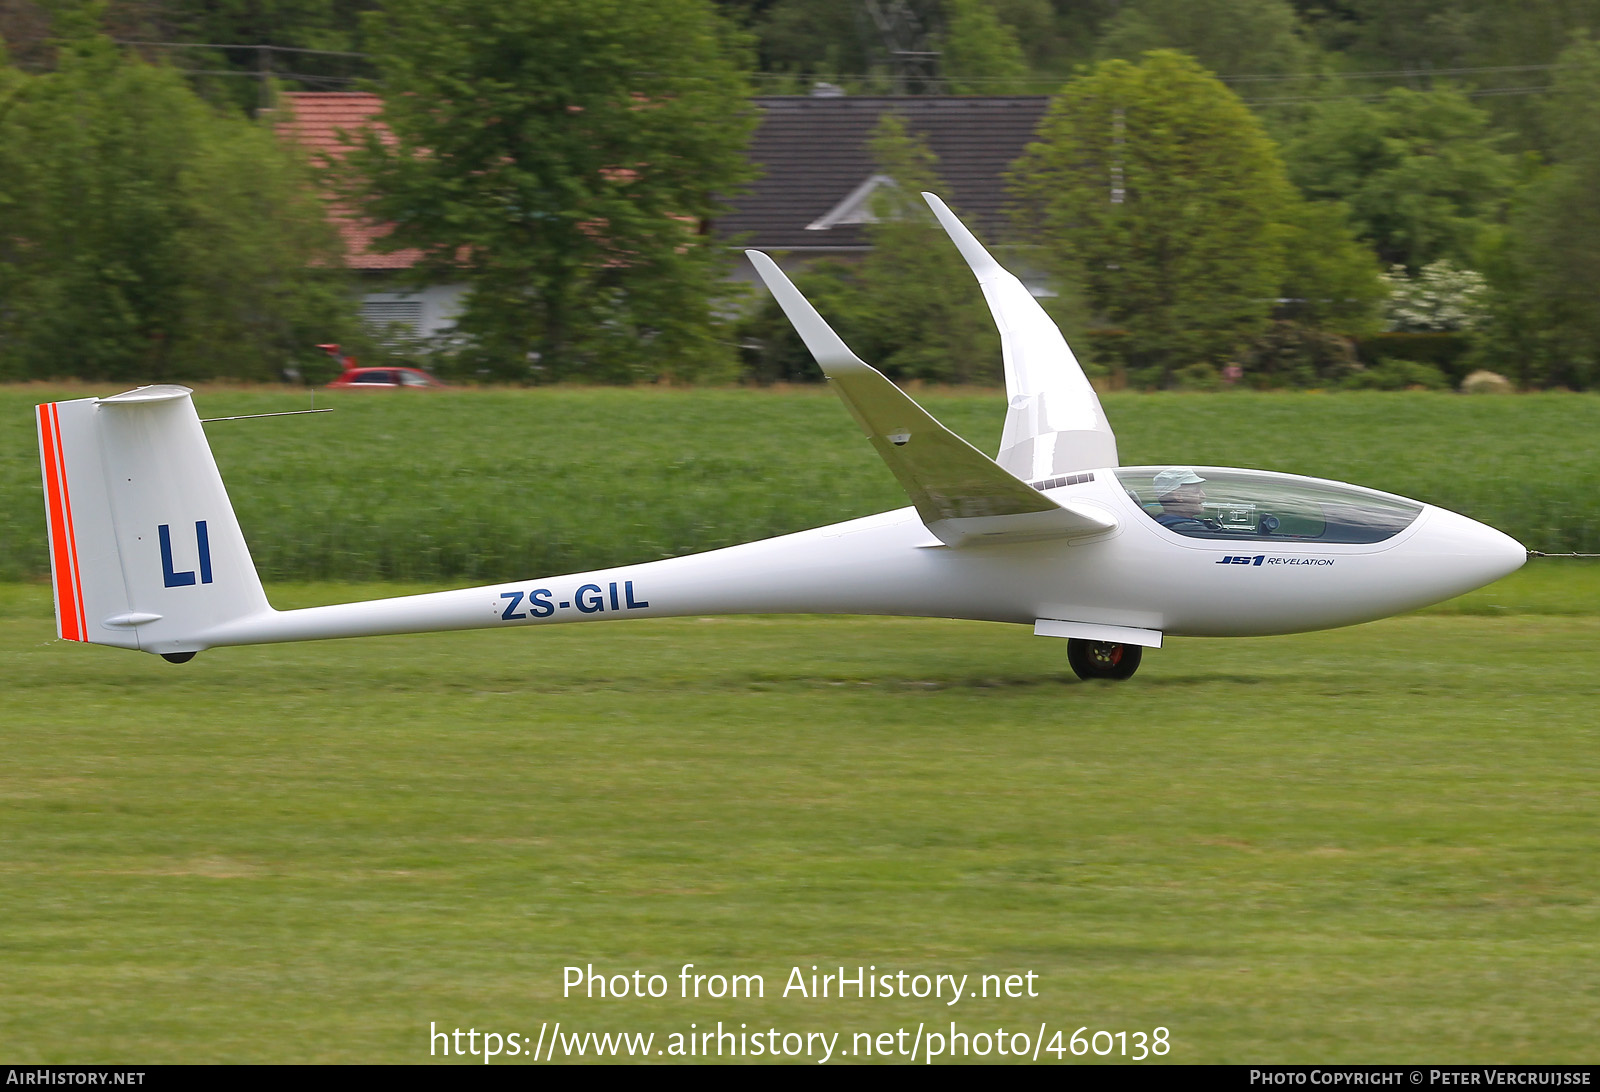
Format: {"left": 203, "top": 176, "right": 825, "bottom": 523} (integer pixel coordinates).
{"left": 37, "top": 385, "right": 269, "bottom": 659}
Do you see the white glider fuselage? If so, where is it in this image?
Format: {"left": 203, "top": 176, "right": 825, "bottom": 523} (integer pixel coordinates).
{"left": 36, "top": 193, "right": 1527, "bottom": 674}
{"left": 195, "top": 468, "right": 1522, "bottom": 653}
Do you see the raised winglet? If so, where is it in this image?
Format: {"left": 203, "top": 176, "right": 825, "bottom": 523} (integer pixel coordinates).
{"left": 921, "top": 192, "right": 1118, "bottom": 480}
{"left": 746, "top": 250, "right": 1116, "bottom": 547}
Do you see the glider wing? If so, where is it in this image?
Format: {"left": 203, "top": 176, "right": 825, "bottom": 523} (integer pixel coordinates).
{"left": 922, "top": 192, "right": 1118, "bottom": 480}
{"left": 747, "top": 250, "right": 1116, "bottom": 548}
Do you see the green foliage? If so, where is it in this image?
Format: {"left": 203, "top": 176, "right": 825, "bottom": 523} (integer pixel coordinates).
{"left": 1274, "top": 196, "right": 1387, "bottom": 336}
{"left": 939, "top": 0, "right": 1032, "bottom": 93}
{"left": 5, "top": 385, "right": 1600, "bottom": 586}
{"left": 738, "top": 259, "right": 867, "bottom": 384}
{"left": 1099, "top": 0, "right": 1316, "bottom": 78}
{"left": 1291, "top": 1, "right": 1600, "bottom": 151}
{"left": 1341, "top": 357, "right": 1451, "bottom": 391}
{"left": 1480, "top": 34, "right": 1600, "bottom": 390}
{"left": 745, "top": 0, "right": 1045, "bottom": 93}
{"left": 851, "top": 115, "right": 1000, "bottom": 382}
{"left": 984, "top": 0, "right": 1071, "bottom": 77}
{"left": 1353, "top": 332, "right": 1472, "bottom": 383}
{"left": 748, "top": 0, "right": 875, "bottom": 85}
{"left": 1170, "top": 361, "right": 1223, "bottom": 390}
{"left": 1284, "top": 87, "right": 1519, "bottom": 271}
{"left": 0, "top": 35, "right": 356, "bottom": 382}
{"left": 1238, "top": 321, "right": 1362, "bottom": 389}
{"left": 349, "top": 0, "right": 756, "bottom": 384}
{"left": 1010, "top": 51, "right": 1293, "bottom": 387}
{"left": 3, "top": 1, "right": 381, "bottom": 114}
{"left": 164, "top": 0, "right": 375, "bottom": 51}
{"left": 160, "top": 0, "right": 377, "bottom": 111}
{"left": 740, "top": 114, "right": 999, "bottom": 385}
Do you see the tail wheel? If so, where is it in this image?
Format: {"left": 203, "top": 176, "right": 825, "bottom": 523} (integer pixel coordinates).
{"left": 1067, "top": 638, "right": 1143, "bottom": 681}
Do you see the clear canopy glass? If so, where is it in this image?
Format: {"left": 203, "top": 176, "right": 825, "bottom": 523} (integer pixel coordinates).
{"left": 1114, "top": 467, "right": 1423, "bottom": 544}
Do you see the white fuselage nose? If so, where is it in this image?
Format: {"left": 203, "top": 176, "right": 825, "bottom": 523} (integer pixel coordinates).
{"left": 601, "top": 469, "right": 1528, "bottom": 641}
{"left": 1043, "top": 492, "right": 1527, "bottom": 637}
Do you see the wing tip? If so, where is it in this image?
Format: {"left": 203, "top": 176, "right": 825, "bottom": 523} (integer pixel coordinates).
{"left": 746, "top": 248, "right": 870, "bottom": 375}
{"left": 921, "top": 192, "right": 1001, "bottom": 277}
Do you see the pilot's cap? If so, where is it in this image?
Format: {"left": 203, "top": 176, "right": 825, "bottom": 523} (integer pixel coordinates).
{"left": 1153, "top": 467, "right": 1206, "bottom": 495}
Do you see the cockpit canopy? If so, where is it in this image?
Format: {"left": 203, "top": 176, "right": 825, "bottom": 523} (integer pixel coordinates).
{"left": 1115, "top": 467, "right": 1424, "bottom": 544}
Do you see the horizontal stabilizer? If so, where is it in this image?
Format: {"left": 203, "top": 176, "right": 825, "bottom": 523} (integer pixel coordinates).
{"left": 747, "top": 250, "right": 1117, "bottom": 547}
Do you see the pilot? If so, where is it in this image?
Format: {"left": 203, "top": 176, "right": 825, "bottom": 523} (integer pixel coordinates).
{"left": 1153, "top": 468, "right": 1223, "bottom": 532}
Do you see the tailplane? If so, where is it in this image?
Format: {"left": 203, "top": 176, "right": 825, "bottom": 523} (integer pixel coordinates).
{"left": 37, "top": 386, "right": 268, "bottom": 660}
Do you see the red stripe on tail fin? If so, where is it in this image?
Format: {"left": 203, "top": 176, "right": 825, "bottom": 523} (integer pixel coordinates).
{"left": 38, "top": 403, "right": 85, "bottom": 641}
{"left": 51, "top": 404, "right": 89, "bottom": 638}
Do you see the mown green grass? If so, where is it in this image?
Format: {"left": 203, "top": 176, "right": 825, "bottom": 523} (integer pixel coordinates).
{"left": 1, "top": 564, "right": 1597, "bottom": 1063}
{"left": 4, "top": 384, "right": 1597, "bottom": 1062}
{"left": 3, "top": 385, "right": 1597, "bottom": 582}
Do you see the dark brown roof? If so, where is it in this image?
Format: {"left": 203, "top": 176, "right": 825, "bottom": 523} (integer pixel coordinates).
{"left": 718, "top": 95, "right": 1051, "bottom": 251}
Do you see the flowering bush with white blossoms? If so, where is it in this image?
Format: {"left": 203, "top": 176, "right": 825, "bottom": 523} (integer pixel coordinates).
{"left": 1379, "top": 260, "right": 1489, "bottom": 331}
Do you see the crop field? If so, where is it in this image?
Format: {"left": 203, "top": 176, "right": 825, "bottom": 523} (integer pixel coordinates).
{"left": 1, "top": 385, "right": 1598, "bottom": 582}
{"left": 2, "top": 385, "right": 1597, "bottom": 1063}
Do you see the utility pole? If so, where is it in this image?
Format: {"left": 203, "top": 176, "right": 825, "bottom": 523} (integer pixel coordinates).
{"left": 257, "top": 44, "right": 273, "bottom": 112}
{"left": 862, "top": 0, "right": 940, "bottom": 94}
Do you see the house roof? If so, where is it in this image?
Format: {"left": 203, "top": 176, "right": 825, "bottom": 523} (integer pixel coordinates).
{"left": 275, "top": 92, "right": 1055, "bottom": 269}
{"left": 718, "top": 96, "right": 1052, "bottom": 251}
{"left": 273, "top": 92, "right": 421, "bottom": 271}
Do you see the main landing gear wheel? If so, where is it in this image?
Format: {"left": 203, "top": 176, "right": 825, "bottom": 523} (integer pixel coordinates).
{"left": 1067, "top": 638, "right": 1142, "bottom": 681}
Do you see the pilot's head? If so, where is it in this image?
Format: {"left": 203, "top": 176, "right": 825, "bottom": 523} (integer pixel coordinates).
{"left": 1154, "top": 467, "right": 1207, "bottom": 516}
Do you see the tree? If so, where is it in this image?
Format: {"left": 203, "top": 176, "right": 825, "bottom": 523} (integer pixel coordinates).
{"left": 854, "top": 114, "right": 1003, "bottom": 382}
{"left": 1010, "top": 50, "right": 1295, "bottom": 386}
{"left": 750, "top": 0, "right": 875, "bottom": 85}
{"left": 1275, "top": 195, "right": 1386, "bottom": 335}
{"left": 1283, "top": 87, "right": 1519, "bottom": 271}
{"left": 940, "top": 0, "right": 1032, "bottom": 94}
{"left": 739, "top": 114, "right": 1000, "bottom": 386}
{"left": 1483, "top": 34, "right": 1600, "bottom": 389}
{"left": 0, "top": 32, "right": 356, "bottom": 382}
{"left": 1, "top": 1, "right": 381, "bottom": 115}
{"left": 348, "top": 0, "right": 755, "bottom": 383}
{"left": 1098, "top": 0, "right": 1316, "bottom": 79}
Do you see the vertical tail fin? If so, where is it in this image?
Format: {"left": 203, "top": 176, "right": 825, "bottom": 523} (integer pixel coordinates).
{"left": 37, "top": 385, "right": 269, "bottom": 659}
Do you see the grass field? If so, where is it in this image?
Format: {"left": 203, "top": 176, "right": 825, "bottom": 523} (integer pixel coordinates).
{"left": 3, "top": 384, "right": 1597, "bottom": 1062}
{"left": 2, "top": 385, "right": 1598, "bottom": 582}
{"left": 2, "top": 561, "right": 1597, "bottom": 1063}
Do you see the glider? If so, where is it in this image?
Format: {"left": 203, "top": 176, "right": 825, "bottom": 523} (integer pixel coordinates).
{"left": 36, "top": 195, "right": 1525, "bottom": 680}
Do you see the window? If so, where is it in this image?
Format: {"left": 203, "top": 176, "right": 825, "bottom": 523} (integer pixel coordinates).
{"left": 1115, "top": 467, "right": 1422, "bottom": 544}
{"left": 360, "top": 299, "right": 424, "bottom": 336}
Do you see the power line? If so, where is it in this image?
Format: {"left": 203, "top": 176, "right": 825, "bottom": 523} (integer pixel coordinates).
{"left": 1219, "top": 62, "right": 1569, "bottom": 84}
{"left": 12, "top": 36, "right": 1585, "bottom": 102}
{"left": 158, "top": 68, "right": 360, "bottom": 84}
{"left": 14, "top": 37, "right": 367, "bottom": 58}
{"left": 1242, "top": 84, "right": 1555, "bottom": 106}
{"left": 745, "top": 61, "right": 1578, "bottom": 88}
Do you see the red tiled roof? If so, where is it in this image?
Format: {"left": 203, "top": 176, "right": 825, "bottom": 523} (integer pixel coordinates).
{"left": 274, "top": 92, "right": 422, "bottom": 270}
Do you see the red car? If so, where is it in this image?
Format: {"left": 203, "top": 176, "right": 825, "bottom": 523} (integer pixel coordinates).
{"left": 326, "top": 366, "right": 447, "bottom": 390}
{"left": 317, "top": 343, "right": 446, "bottom": 390}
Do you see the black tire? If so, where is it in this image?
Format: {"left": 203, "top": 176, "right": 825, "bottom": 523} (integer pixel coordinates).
{"left": 1067, "top": 639, "right": 1142, "bottom": 681}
